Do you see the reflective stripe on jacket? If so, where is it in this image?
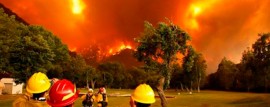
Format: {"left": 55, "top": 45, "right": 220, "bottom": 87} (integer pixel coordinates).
{"left": 12, "top": 93, "right": 50, "bottom": 107}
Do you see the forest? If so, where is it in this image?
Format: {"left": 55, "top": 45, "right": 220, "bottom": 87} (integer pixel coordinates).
{"left": 0, "top": 7, "right": 269, "bottom": 93}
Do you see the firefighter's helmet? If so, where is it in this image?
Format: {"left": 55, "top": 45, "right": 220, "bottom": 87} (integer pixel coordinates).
{"left": 99, "top": 87, "right": 106, "bottom": 93}
{"left": 26, "top": 72, "right": 51, "bottom": 93}
{"left": 88, "top": 88, "right": 93, "bottom": 93}
{"left": 131, "top": 84, "right": 156, "bottom": 104}
{"left": 47, "top": 79, "right": 79, "bottom": 107}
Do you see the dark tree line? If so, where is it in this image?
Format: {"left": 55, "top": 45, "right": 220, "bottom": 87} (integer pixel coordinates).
{"left": 0, "top": 8, "right": 69, "bottom": 83}
{"left": 207, "top": 33, "right": 270, "bottom": 92}
{"left": 0, "top": 8, "right": 143, "bottom": 88}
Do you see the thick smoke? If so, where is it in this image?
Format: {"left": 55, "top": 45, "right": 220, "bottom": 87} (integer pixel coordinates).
{"left": 0, "top": 0, "right": 269, "bottom": 73}
{"left": 182, "top": 0, "right": 270, "bottom": 72}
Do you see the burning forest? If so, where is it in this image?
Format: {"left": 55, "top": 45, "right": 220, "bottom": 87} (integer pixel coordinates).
{"left": 0, "top": 0, "right": 270, "bottom": 73}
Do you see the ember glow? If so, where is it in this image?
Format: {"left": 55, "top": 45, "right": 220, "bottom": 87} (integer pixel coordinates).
{"left": 1, "top": 0, "right": 269, "bottom": 73}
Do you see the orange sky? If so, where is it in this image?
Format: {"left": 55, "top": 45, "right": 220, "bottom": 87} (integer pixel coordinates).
{"left": 0, "top": 0, "right": 269, "bottom": 73}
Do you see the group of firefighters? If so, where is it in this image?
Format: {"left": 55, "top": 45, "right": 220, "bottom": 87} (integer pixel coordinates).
{"left": 11, "top": 72, "right": 156, "bottom": 107}
{"left": 81, "top": 88, "right": 107, "bottom": 107}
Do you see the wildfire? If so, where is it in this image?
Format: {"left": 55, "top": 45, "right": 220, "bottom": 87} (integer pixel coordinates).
{"left": 109, "top": 48, "right": 113, "bottom": 54}
{"left": 69, "top": 47, "right": 77, "bottom": 52}
{"left": 108, "top": 43, "right": 133, "bottom": 55}
{"left": 119, "top": 44, "right": 132, "bottom": 51}
{"left": 71, "top": 0, "right": 85, "bottom": 14}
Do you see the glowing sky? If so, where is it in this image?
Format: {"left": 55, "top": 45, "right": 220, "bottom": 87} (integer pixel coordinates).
{"left": 0, "top": 0, "right": 269, "bottom": 73}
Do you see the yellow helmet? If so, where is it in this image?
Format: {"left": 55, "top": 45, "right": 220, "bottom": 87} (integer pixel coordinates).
{"left": 26, "top": 72, "right": 51, "bottom": 93}
{"left": 131, "top": 84, "right": 156, "bottom": 104}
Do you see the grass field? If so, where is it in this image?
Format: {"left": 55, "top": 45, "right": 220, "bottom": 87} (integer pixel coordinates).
{"left": 0, "top": 89, "right": 270, "bottom": 107}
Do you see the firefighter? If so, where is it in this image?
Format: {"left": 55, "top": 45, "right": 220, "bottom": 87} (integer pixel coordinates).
{"left": 81, "top": 88, "right": 96, "bottom": 107}
{"left": 47, "top": 79, "right": 79, "bottom": 107}
{"left": 96, "top": 87, "right": 108, "bottom": 107}
{"left": 130, "top": 84, "right": 156, "bottom": 107}
{"left": 12, "top": 72, "right": 51, "bottom": 107}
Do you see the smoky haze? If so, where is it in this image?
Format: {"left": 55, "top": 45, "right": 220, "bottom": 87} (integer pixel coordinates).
{"left": 0, "top": 0, "right": 269, "bottom": 73}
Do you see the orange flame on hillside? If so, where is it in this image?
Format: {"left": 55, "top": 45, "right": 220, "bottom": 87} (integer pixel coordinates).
{"left": 108, "top": 43, "right": 133, "bottom": 55}
{"left": 69, "top": 47, "right": 77, "bottom": 52}
{"left": 1, "top": 0, "right": 270, "bottom": 73}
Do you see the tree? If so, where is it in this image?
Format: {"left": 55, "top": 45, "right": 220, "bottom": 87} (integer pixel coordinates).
{"left": 97, "top": 62, "right": 125, "bottom": 88}
{"left": 78, "top": 44, "right": 102, "bottom": 67}
{"left": 29, "top": 26, "right": 71, "bottom": 76}
{"left": 46, "top": 64, "right": 63, "bottom": 79}
{"left": 216, "top": 57, "right": 238, "bottom": 90}
{"left": 0, "top": 9, "right": 70, "bottom": 83}
{"left": 182, "top": 46, "right": 196, "bottom": 92}
{"left": 82, "top": 65, "right": 98, "bottom": 89}
{"left": 181, "top": 47, "right": 207, "bottom": 93}
{"left": 206, "top": 73, "right": 219, "bottom": 89}
{"left": 28, "top": 26, "right": 70, "bottom": 62}
{"left": 0, "top": 8, "right": 25, "bottom": 73}
{"left": 237, "top": 48, "right": 255, "bottom": 91}
{"left": 134, "top": 20, "right": 190, "bottom": 107}
{"left": 127, "top": 67, "right": 149, "bottom": 88}
{"left": 63, "top": 52, "right": 87, "bottom": 84}
{"left": 169, "top": 64, "right": 183, "bottom": 90}
{"left": 252, "top": 33, "right": 270, "bottom": 92}
{"left": 9, "top": 28, "right": 54, "bottom": 83}
{"left": 192, "top": 53, "right": 207, "bottom": 92}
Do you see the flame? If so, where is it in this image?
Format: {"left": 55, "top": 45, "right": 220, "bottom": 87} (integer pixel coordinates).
{"left": 109, "top": 48, "right": 113, "bottom": 54}
{"left": 69, "top": 47, "right": 77, "bottom": 52}
{"left": 118, "top": 44, "right": 132, "bottom": 52}
{"left": 118, "top": 44, "right": 132, "bottom": 51}
{"left": 125, "top": 45, "right": 132, "bottom": 49}
{"left": 71, "top": 0, "right": 85, "bottom": 14}
{"left": 2, "top": 0, "right": 269, "bottom": 73}
{"left": 107, "top": 43, "right": 133, "bottom": 55}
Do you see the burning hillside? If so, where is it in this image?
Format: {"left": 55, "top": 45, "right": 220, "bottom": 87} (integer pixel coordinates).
{"left": 0, "top": 0, "right": 269, "bottom": 73}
